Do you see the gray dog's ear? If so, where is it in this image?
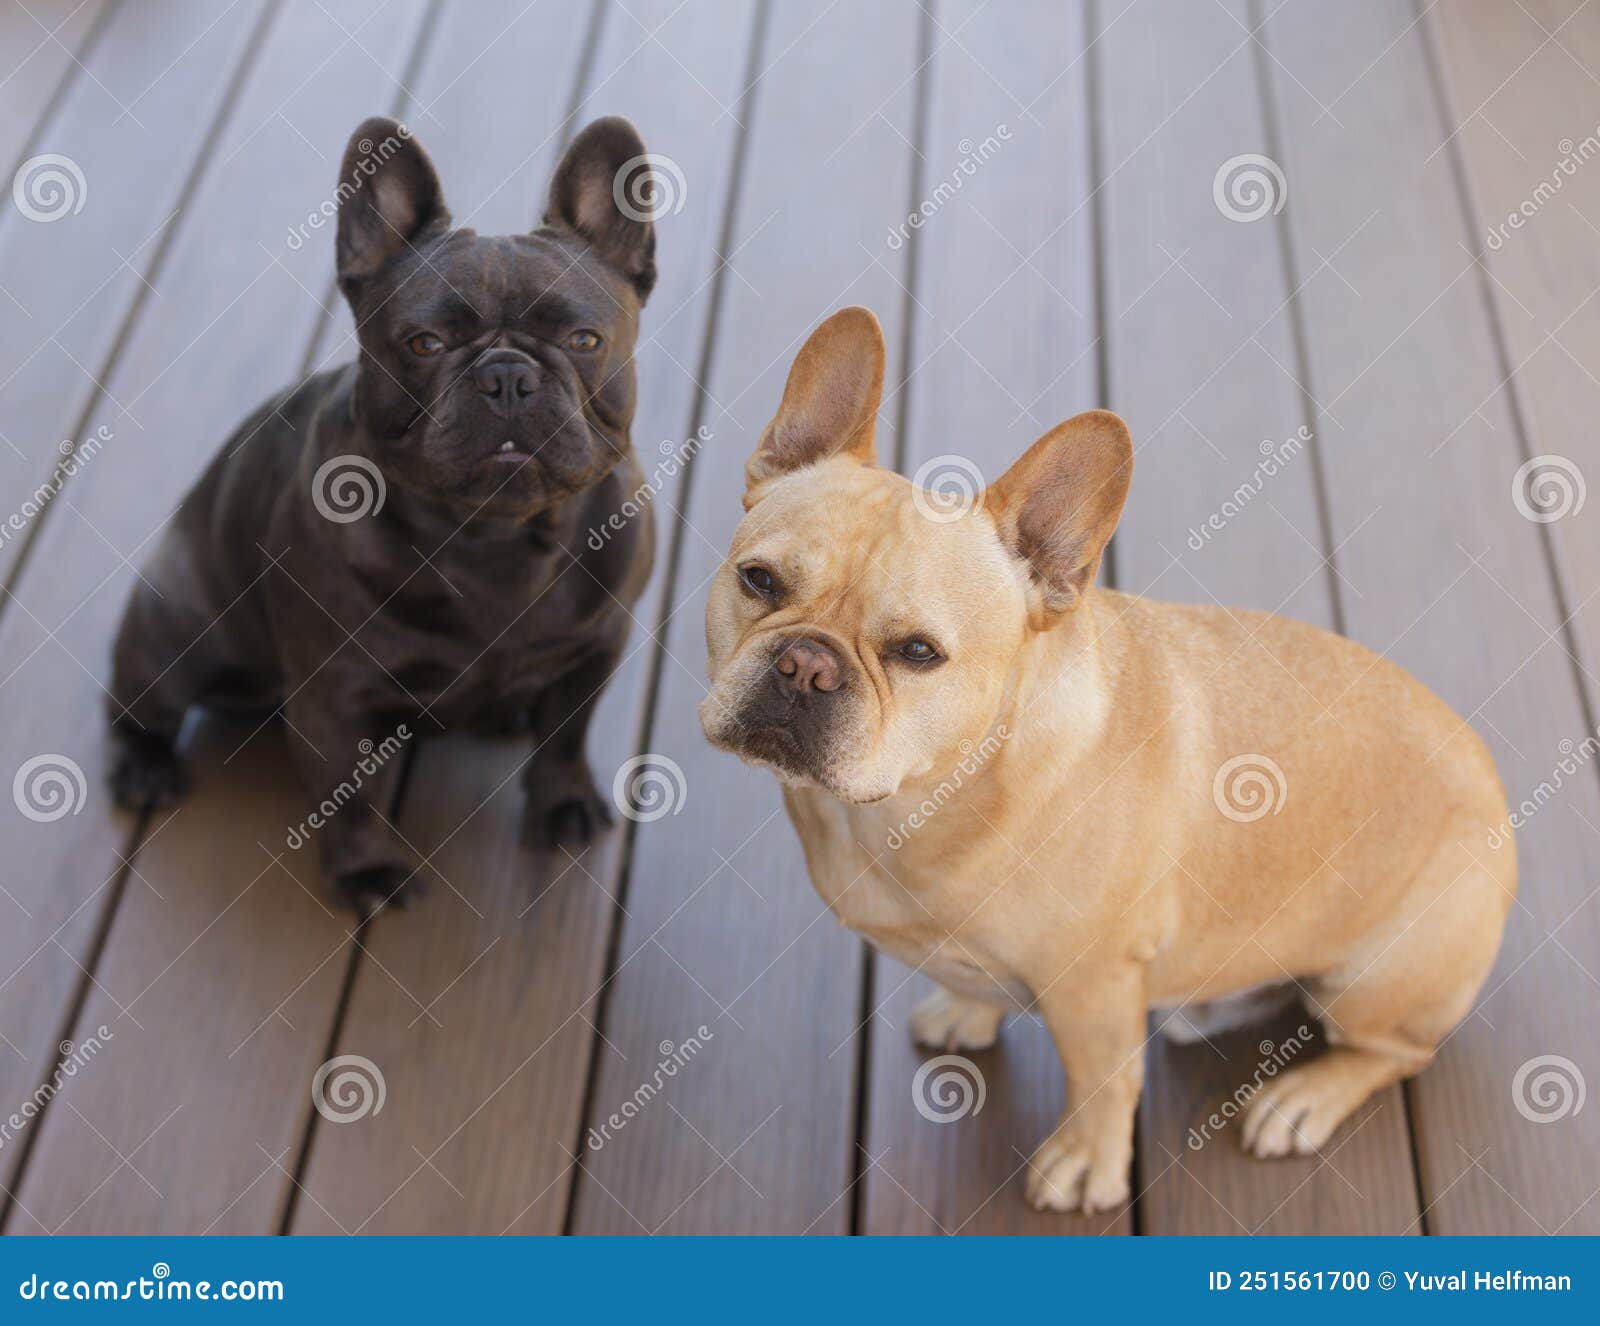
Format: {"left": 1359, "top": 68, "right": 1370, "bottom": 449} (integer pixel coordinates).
{"left": 986, "top": 410, "right": 1132, "bottom": 617}
{"left": 335, "top": 117, "right": 449, "bottom": 287}
{"left": 745, "top": 307, "right": 884, "bottom": 496}
{"left": 545, "top": 117, "right": 657, "bottom": 300}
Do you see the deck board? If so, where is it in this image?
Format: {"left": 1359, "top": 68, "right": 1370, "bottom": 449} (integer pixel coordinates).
{"left": 291, "top": 0, "right": 760, "bottom": 1235}
{"left": 857, "top": 0, "right": 1124, "bottom": 1237}
{"left": 0, "top": 0, "right": 269, "bottom": 588}
{"left": 1433, "top": 1, "right": 1600, "bottom": 731}
{"left": 284, "top": 0, "right": 604, "bottom": 1238}
{"left": 0, "top": 0, "right": 272, "bottom": 1210}
{"left": 1096, "top": 0, "right": 1420, "bottom": 1234}
{"left": 568, "top": 0, "right": 924, "bottom": 1235}
{"left": 0, "top": 0, "right": 110, "bottom": 177}
{"left": 1423, "top": 0, "right": 1600, "bottom": 1236}
{"left": 1259, "top": 0, "right": 1600, "bottom": 1235}
{"left": 3, "top": 0, "right": 435, "bottom": 1234}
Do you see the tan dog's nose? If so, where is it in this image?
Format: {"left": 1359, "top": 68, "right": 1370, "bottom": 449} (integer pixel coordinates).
{"left": 773, "top": 638, "right": 843, "bottom": 695}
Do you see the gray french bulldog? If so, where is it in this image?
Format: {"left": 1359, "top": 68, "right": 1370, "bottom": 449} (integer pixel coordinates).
{"left": 107, "top": 115, "right": 660, "bottom": 912}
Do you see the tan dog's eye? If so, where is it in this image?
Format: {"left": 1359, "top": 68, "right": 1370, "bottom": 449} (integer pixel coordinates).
{"left": 407, "top": 332, "right": 445, "bottom": 356}
{"left": 738, "top": 564, "right": 778, "bottom": 598}
{"left": 897, "top": 639, "right": 941, "bottom": 665}
{"left": 566, "top": 329, "right": 602, "bottom": 352}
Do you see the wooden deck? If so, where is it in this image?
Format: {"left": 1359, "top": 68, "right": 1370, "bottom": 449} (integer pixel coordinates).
{"left": 0, "top": 0, "right": 1597, "bottom": 1236}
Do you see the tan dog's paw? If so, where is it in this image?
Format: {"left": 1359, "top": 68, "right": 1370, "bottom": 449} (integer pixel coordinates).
{"left": 1242, "top": 1071, "right": 1344, "bottom": 1157}
{"left": 1240, "top": 1051, "right": 1398, "bottom": 1158}
{"left": 910, "top": 988, "right": 1005, "bottom": 1051}
{"left": 1024, "top": 1123, "right": 1131, "bottom": 1213}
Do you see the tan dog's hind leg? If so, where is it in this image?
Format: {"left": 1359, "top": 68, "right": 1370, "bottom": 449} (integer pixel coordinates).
{"left": 1242, "top": 827, "right": 1513, "bottom": 1160}
{"left": 910, "top": 987, "right": 1006, "bottom": 1052}
{"left": 1241, "top": 1048, "right": 1410, "bottom": 1157}
{"left": 1025, "top": 967, "right": 1145, "bottom": 1214}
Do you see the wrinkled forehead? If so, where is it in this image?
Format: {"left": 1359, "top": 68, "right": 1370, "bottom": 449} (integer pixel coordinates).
{"left": 377, "top": 230, "right": 632, "bottom": 328}
{"left": 733, "top": 464, "right": 1022, "bottom": 638}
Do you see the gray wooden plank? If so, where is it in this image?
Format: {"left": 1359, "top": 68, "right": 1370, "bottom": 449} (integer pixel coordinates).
{"left": 1260, "top": 0, "right": 1600, "bottom": 1235}
{"left": 0, "top": 0, "right": 110, "bottom": 175}
{"left": 858, "top": 0, "right": 1127, "bottom": 1237}
{"left": 569, "top": 0, "right": 923, "bottom": 1235}
{"left": 1432, "top": 0, "right": 1600, "bottom": 733}
{"left": 0, "top": 0, "right": 270, "bottom": 587}
{"left": 4, "top": 0, "right": 435, "bottom": 1234}
{"left": 290, "top": 0, "right": 757, "bottom": 1235}
{"left": 0, "top": 0, "right": 271, "bottom": 1205}
{"left": 1097, "top": 0, "right": 1419, "bottom": 1234}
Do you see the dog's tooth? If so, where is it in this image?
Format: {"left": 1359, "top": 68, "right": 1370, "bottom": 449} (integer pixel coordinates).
{"left": 500, "top": 440, "right": 515, "bottom": 452}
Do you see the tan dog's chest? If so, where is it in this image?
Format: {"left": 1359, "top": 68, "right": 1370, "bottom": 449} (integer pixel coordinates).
{"left": 783, "top": 787, "right": 1035, "bottom": 1007}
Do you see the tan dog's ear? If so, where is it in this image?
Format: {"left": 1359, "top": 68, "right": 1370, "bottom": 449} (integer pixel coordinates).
{"left": 986, "top": 410, "right": 1132, "bottom": 616}
{"left": 746, "top": 307, "right": 884, "bottom": 493}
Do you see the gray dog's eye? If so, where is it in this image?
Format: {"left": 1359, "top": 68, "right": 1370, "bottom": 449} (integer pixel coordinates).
{"left": 566, "top": 329, "right": 603, "bottom": 352}
{"left": 897, "top": 639, "right": 941, "bottom": 664}
{"left": 406, "top": 332, "right": 445, "bottom": 357}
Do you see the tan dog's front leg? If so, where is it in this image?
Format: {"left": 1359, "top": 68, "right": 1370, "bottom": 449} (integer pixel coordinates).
{"left": 1025, "top": 966, "right": 1146, "bottom": 1213}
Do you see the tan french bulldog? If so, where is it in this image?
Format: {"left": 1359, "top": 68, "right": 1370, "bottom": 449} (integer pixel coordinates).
{"left": 700, "top": 306, "right": 1516, "bottom": 1213}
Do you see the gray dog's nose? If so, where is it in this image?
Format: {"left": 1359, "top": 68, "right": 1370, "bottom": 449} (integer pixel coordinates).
{"left": 473, "top": 350, "right": 537, "bottom": 414}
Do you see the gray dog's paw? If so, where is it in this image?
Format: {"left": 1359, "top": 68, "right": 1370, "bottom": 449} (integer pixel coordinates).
{"left": 334, "top": 865, "right": 425, "bottom": 917}
{"left": 523, "top": 766, "right": 615, "bottom": 852}
{"left": 109, "top": 732, "right": 189, "bottom": 812}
